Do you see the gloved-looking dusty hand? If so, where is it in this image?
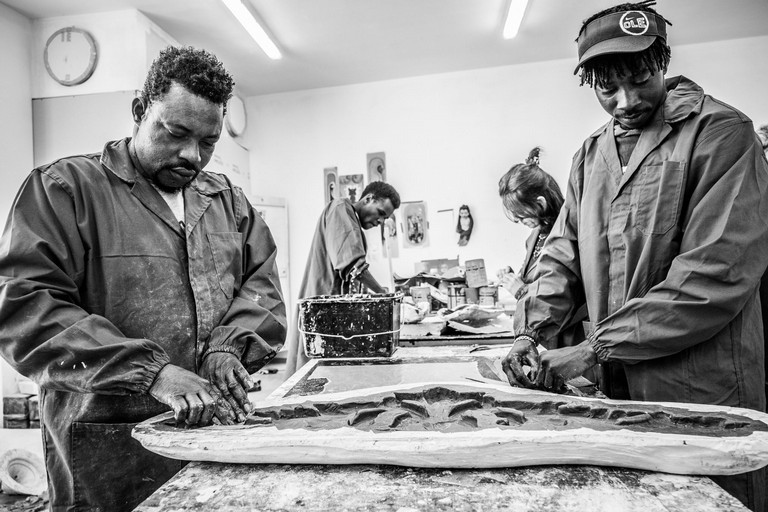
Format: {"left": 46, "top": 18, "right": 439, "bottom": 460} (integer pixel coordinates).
{"left": 201, "top": 352, "right": 254, "bottom": 423}
{"left": 149, "top": 364, "right": 235, "bottom": 426}
{"left": 501, "top": 336, "right": 540, "bottom": 388}
{"left": 535, "top": 341, "right": 598, "bottom": 392}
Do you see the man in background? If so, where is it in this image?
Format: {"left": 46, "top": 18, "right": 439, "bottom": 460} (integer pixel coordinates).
{"left": 285, "top": 181, "right": 400, "bottom": 377}
{"left": 0, "top": 46, "right": 286, "bottom": 511}
{"left": 503, "top": 2, "right": 768, "bottom": 509}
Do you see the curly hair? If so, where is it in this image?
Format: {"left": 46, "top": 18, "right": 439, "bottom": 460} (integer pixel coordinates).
{"left": 361, "top": 181, "right": 401, "bottom": 209}
{"left": 758, "top": 124, "right": 768, "bottom": 150}
{"left": 577, "top": 1, "right": 672, "bottom": 88}
{"left": 498, "top": 147, "right": 564, "bottom": 232}
{"left": 141, "top": 46, "right": 234, "bottom": 113}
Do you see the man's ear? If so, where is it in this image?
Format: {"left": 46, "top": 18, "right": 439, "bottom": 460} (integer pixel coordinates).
{"left": 131, "top": 97, "right": 146, "bottom": 124}
{"left": 536, "top": 196, "right": 547, "bottom": 210}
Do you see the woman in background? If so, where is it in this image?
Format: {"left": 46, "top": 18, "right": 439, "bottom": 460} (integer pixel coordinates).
{"left": 497, "top": 147, "right": 586, "bottom": 347}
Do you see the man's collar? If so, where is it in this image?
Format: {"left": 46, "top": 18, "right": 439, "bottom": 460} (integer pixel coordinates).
{"left": 100, "top": 139, "right": 136, "bottom": 182}
{"left": 661, "top": 75, "right": 704, "bottom": 123}
{"left": 100, "top": 138, "right": 230, "bottom": 196}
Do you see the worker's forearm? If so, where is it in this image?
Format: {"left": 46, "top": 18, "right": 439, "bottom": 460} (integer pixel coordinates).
{"left": 359, "top": 269, "right": 386, "bottom": 293}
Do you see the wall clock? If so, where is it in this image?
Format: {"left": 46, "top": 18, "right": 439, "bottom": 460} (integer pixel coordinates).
{"left": 44, "top": 27, "right": 98, "bottom": 86}
{"left": 225, "top": 95, "right": 247, "bottom": 138}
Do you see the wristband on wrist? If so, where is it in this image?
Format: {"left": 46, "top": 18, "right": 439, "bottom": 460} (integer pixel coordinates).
{"left": 514, "top": 334, "right": 536, "bottom": 346}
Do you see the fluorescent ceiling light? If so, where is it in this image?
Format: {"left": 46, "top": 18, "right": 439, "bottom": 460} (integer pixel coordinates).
{"left": 503, "top": 0, "right": 529, "bottom": 39}
{"left": 220, "top": 0, "right": 282, "bottom": 59}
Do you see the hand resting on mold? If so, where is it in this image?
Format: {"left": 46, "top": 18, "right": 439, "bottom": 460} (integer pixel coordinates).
{"left": 201, "top": 352, "right": 255, "bottom": 423}
{"left": 149, "top": 364, "right": 235, "bottom": 426}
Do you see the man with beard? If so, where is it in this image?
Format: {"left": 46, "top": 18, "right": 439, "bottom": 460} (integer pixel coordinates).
{"left": 0, "top": 46, "right": 286, "bottom": 511}
{"left": 502, "top": 2, "right": 768, "bottom": 510}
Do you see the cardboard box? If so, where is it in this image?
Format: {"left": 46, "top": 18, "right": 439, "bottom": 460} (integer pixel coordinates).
{"left": 465, "top": 259, "right": 488, "bottom": 288}
{"left": 3, "top": 414, "right": 29, "bottom": 429}
{"left": 28, "top": 396, "right": 40, "bottom": 421}
{"left": 3, "top": 393, "right": 31, "bottom": 416}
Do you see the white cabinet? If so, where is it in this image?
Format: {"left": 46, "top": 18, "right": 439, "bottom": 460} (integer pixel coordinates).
{"left": 250, "top": 196, "right": 291, "bottom": 308}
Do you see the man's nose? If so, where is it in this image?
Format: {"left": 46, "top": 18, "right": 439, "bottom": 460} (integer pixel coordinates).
{"left": 179, "top": 142, "right": 202, "bottom": 166}
{"left": 616, "top": 87, "right": 640, "bottom": 111}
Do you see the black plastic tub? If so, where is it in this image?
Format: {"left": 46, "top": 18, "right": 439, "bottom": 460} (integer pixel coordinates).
{"left": 299, "top": 293, "right": 402, "bottom": 358}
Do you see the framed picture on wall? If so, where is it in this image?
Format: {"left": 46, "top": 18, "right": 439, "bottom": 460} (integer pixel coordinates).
{"left": 323, "top": 167, "right": 338, "bottom": 203}
{"left": 339, "top": 174, "right": 364, "bottom": 203}
{"left": 401, "top": 201, "right": 429, "bottom": 248}
{"left": 367, "top": 152, "right": 386, "bottom": 184}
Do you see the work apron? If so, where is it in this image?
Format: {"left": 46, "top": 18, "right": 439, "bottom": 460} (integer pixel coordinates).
{"left": 68, "top": 422, "right": 186, "bottom": 511}
{"left": 42, "top": 389, "right": 188, "bottom": 512}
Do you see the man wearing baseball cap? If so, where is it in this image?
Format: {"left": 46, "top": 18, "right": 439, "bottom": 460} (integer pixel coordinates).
{"left": 502, "top": 2, "right": 768, "bottom": 509}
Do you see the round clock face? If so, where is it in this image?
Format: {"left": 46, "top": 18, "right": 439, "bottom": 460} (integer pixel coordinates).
{"left": 225, "top": 95, "right": 247, "bottom": 137}
{"left": 44, "top": 27, "right": 98, "bottom": 86}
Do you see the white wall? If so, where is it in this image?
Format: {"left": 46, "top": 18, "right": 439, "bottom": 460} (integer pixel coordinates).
{"left": 248, "top": 35, "right": 768, "bottom": 307}
{"left": 0, "top": 3, "right": 35, "bottom": 404}
{"left": 0, "top": 6, "right": 34, "bottom": 228}
{"left": 247, "top": 59, "right": 599, "bottom": 304}
{"left": 32, "top": 10, "right": 177, "bottom": 99}
{"left": 667, "top": 36, "right": 768, "bottom": 124}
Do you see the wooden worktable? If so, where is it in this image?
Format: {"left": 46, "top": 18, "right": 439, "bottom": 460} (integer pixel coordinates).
{"left": 135, "top": 345, "right": 749, "bottom": 511}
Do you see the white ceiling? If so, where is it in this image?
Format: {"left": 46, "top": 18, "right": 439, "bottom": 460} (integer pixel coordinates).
{"left": 3, "top": 0, "right": 768, "bottom": 97}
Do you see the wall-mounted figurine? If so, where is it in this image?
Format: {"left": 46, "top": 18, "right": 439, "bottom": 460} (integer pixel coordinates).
{"left": 456, "top": 204, "right": 473, "bottom": 246}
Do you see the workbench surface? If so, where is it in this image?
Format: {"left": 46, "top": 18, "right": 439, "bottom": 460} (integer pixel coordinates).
{"left": 135, "top": 345, "right": 749, "bottom": 511}
{"left": 134, "top": 462, "right": 746, "bottom": 511}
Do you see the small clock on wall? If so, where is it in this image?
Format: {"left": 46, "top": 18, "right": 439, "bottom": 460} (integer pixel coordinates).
{"left": 225, "top": 95, "right": 247, "bottom": 138}
{"left": 44, "top": 27, "right": 98, "bottom": 86}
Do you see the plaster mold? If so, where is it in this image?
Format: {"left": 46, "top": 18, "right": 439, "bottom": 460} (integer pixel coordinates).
{"left": 133, "top": 381, "right": 768, "bottom": 475}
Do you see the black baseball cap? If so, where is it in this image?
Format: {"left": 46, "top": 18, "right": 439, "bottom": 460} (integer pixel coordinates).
{"left": 575, "top": 10, "right": 667, "bottom": 74}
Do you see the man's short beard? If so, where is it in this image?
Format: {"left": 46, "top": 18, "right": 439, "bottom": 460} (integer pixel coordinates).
{"left": 152, "top": 177, "right": 191, "bottom": 194}
{"left": 150, "top": 166, "right": 200, "bottom": 194}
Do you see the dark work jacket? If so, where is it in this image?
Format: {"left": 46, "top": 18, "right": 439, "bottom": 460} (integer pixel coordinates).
{"left": 0, "top": 139, "right": 287, "bottom": 511}
{"left": 518, "top": 227, "right": 586, "bottom": 349}
{"left": 285, "top": 198, "right": 368, "bottom": 377}
{"left": 516, "top": 76, "right": 768, "bottom": 411}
